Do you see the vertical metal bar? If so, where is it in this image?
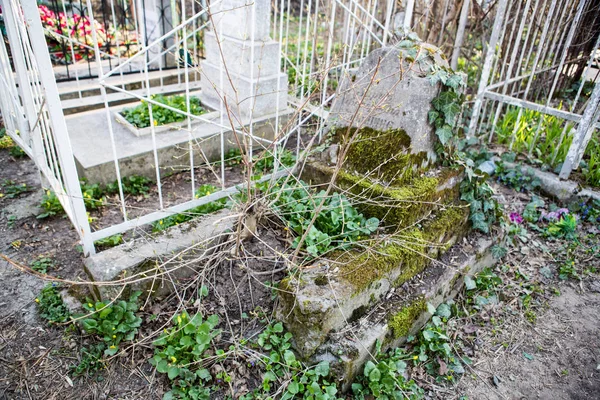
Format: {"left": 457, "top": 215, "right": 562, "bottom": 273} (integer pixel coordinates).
{"left": 508, "top": 0, "right": 557, "bottom": 149}
{"left": 382, "top": 0, "right": 394, "bottom": 46}
{"left": 488, "top": 0, "right": 532, "bottom": 143}
{"left": 136, "top": 0, "right": 164, "bottom": 209}
{"left": 559, "top": 81, "right": 600, "bottom": 179}
{"left": 21, "top": 0, "right": 95, "bottom": 255}
{"left": 403, "top": 0, "right": 415, "bottom": 30}
{"left": 467, "top": 0, "right": 509, "bottom": 137}
{"left": 528, "top": 0, "right": 586, "bottom": 155}
{"left": 84, "top": 0, "right": 129, "bottom": 226}
{"left": 451, "top": 0, "right": 470, "bottom": 70}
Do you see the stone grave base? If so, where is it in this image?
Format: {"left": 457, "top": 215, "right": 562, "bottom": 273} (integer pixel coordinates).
{"left": 309, "top": 236, "right": 498, "bottom": 391}
{"left": 66, "top": 99, "right": 293, "bottom": 184}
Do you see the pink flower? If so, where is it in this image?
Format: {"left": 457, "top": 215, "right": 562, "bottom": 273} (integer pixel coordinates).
{"left": 509, "top": 212, "right": 524, "bottom": 224}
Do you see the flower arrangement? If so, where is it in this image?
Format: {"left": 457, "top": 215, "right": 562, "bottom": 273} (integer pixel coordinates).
{"left": 38, "top": 5, "right": 137, "bottom": 63}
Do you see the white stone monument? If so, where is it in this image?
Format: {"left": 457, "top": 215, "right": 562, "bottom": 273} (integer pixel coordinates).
{"left": 200, "top": 0, "right": 288, "bottom": 119}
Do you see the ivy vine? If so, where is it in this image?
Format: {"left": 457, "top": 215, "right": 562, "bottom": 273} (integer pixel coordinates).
{"left": 396, "top": 33, "right": 499, "bottom": 234}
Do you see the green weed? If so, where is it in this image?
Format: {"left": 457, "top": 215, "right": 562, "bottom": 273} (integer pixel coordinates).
{"left": 79, "top": 291, "right": 143, "bottom": 356}
{"left": 36, "top": 284, "right": 71, "bottom": 324}
{"left": 121, "top": 95, "right": 206, "bottom": 128}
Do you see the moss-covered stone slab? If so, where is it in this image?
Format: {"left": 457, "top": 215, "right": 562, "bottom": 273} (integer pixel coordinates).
{"left": 301, "top": 160, "right": 463, "bottom": 229}
{"left": 275, "top": 205, "right": 469, "bottom": 359}
{"left": 311, "top": 236, "right": 497, "bottom": 392}
{"left": 327, "top": 42, "right": 448, "bottom": 164}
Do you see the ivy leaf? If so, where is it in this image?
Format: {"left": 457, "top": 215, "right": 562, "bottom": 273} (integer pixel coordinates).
{"left": 315, "top": 361, "right": 330, "bottom": 377}
{"left": 464, "top": 276, "right": 477, "bottom": 290}
{"left": 428, "top": 110, "right": 439, "bottom": 125}
{"left": 287, "top": 381, "right": 300, "bottom": 394}
{"left": 446, "top": 74, "right": 464, "bottom": 91}
{"left": 491, "top": 245, "right": 508, "bottom": 259}
{"left": 368, "top": 366, "right": 382, "bottom": 382}
{"left": 365, "top": 217, "right": 379, "bottom": 232}
{"left": 167, "top": 366, "right": 180, "bottom": 380}
{"left": 443, "top": 101, "right": 461, "bottom": 126}
{"left": 436, "top": 303, "right": 452, "bottom": 318}
{"left": 436, "top": 125, "right": 454, "bottom": 146}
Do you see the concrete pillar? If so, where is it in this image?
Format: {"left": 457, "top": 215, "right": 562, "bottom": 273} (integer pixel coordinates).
{"left": 139, "top": 0, "right": 175, "bottom": 69}
{"left": 200, "top": 0, "right": 288, "bottom": 119}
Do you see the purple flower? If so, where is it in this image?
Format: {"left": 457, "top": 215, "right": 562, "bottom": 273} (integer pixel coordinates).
{"left": 509, "top": 212, "right": 524, "bottom": 224}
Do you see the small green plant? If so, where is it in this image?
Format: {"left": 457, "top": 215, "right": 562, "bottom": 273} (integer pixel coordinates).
{"left": 241, "top": 322, "right": 339, "bottom": 400}
{"left": 495, "top": 107, "right": 574, "bottom": 169}
{"left": 581, "top": 137, "right": 600, "bottom": 187}
{"left": 150, "top": 311, "right": 220, "bottom": 399}
{"left": 351, "top": 343, "right": 423, "bottom": 399}
{"left": 223, "top": 147, "right": 243, "bottom": 166}
{"left": 80, "top": 179, "right": 105, "bottom": 209}
{"left": 267, "top": 180, "right": 379, "bottom": 257}
{"left": 9, "top": 144, "right": 26, "bottom": 158}
{"left": 121, "top": 95, "right": 206, "bottom": 128}
{"left": 1, "top": 180, "right": 30, "bottom": 198}
{"left": 464, "top": 267, "right": 502, "bottom": 310}
{"left": 460, "top": 177, "right": 499, "bottom": 234}
{"left": 70, "top": 343, "right": 106, "bottom": 377}
{"left": 152, "top": 184, "right": 226, "bottom": 232}
{"left": 106, "top": 175, "right": 152, "bottom": 196}
{"left": 36, "top": 284, "right": 71, "bottom": 324}
{"left": 253, "top": 148, "right": 296, "bottom": 174}
{"left": 546, "top": 214, "right": 578, "bottom": 241}
{"left": 523, "top": 196, "right": 545, "bottom": 223}
{"left": 409, "top": 303, "right": 467, "bottom": 382}
{"left": 37, "top": 190, "right": 65, "bottom": 219}
{"left": 558, "top": 259, "right": 579, "bottom": 281}
{"left": 94, "top": 234, "right": 124, "bottom": 250}
{"left": 30, "top": 256, "right": 55, "bottom": 274}
{"left": 494, "top": 162, "right": 541, "bottom": 192}
{"left": 79, "top": 291, "right": 143, "bottom": 356}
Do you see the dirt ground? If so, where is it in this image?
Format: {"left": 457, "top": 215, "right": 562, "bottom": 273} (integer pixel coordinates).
{"left": 1, "top": 145, "right": 600, "bottom": 399}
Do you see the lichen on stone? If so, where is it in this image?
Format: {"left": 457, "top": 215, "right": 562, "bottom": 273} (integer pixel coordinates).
{"left": 334, "top": 228, "right": 427, "bottom": 292}
{"left": 333, "top": 127, "right": 425, "bottom": 185}
{"left": 388, "top": 297, "right": 426, "bottom": 339}
{"left": 335, "top": 169, "right": 440, "bottom": 227}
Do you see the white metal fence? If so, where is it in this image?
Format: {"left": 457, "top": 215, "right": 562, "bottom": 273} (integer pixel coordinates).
{"left": 469, "top": 0, "right": 600, "bottom": 178}
{"left": 0, "top": 0, "right": 597, "bottom": 255}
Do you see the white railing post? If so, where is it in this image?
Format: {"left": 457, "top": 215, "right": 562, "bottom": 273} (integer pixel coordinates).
{"left": 467, "top": 0, "right": 508, "bottom": 137}
{"left": 559, "top": 81, "right": 600, "bottom": 180}
{"left": 20, "top": 0, "right": 96, "bottom": 256}
{"left": 451, "top": 0, "right": 471, "bottom": 71}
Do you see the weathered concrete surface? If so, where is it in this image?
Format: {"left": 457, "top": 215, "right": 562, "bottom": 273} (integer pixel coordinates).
{"left": 67, "top": 101, "right": 291, "bottom": 184}
{"left": 312, "top": 236, "right": 497, "bottom": 392}
{"left": 84, "top": 209, "right": 233, "bottom": 299}
{"left": 500, "top": 160, "right": 600, "bottom": 204}
{"left": 327, "top": 42, "right": 448, "bottom": 162}
{"left": 300, "top": 159, "right": 463, "bottom": 227}
{"left": 201, "top": 0, "right": 288, "bottom": 119}
{"left": 276, "top": 203, "right": 469, "bottom": 359}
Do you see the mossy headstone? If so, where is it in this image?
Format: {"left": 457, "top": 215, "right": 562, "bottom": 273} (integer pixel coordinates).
{"left": 325, "top": 40, "right": 449, "bottom": 181}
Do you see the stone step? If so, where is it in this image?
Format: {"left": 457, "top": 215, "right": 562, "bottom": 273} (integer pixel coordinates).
{"left": 309, "top": 236, "right": 497, "bottom": 391}
{"left": 275, "top": 203, "right": 471, "bottom": 359}
{"left": 60, "top": 80, "right": 203, "bottom": 115}
{"left": 300, "top": 159, "right": 463, "bottom": 228}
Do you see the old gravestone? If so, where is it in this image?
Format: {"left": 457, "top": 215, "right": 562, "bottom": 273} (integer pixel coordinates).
{"left": 323, "top": 40, "right": 450, "bottom": 184}
{"left": 277, "top": 38, "right": 470, "bottom": 389}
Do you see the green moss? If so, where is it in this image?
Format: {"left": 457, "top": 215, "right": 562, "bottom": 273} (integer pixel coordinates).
{"left": 422, "top": 205, "right": 469, "bottom": 247}
{"left": 336, "top": 169, "right": 440, "bottom": 227}
{"left": 334, "top": 127, "right": 424, "bottom": 185}
{"left": 389, "top": 297, "right": 426, "bottom": 339}
{"left": 335, "top": 229, "right": 427, "bottom": 292}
